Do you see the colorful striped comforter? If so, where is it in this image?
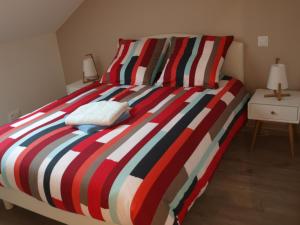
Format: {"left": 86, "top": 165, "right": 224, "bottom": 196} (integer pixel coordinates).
{"left": 0, "top": 78, "right": 249, "bottom": 225}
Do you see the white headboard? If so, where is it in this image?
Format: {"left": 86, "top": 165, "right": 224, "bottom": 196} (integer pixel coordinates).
{"left": 145, "top": 34, "right": 244, "bottom": 83}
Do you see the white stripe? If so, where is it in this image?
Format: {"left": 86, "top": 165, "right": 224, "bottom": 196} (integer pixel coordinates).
{"left": 107, "top": 123, "right": 157, "bottom": 162}
{"left": 149, "top": 94, "right": 175, "bottom": 113}
{"left": 96, "top": 125, "right": 129, "bottom": 143}
{"left": 101, "top": 208, "right": 113, "bottom": 223}
{"left": 72, "top": 130, "right": 87, "bottom": 135}
{"left": 121, "top": 43, "right": 135, "bottom": 64}
{"left": 164, "top": 213, "right": 175, "bottom": 225}
{"left": 157, "top": 58, "right": 169, "bottom": 85}
{"left": 185, "top": 92, "right": 201, "bottom": 103}
{"left": 134, "top": 67, "right": 146, "bottom": 85}
{"left": 3, "top": 146, "right": 26, "bottom": 188}
{"left": 184, "top": 74, "right": 190, "bottom": 87}
{"left": 66, "top": 89, "right": 96, "bottom": 104}
{"left": 116, "top": 176, "right": 142, "bottom": 225}
{"left": 133, "top": 40, "right": 145, "bottom": 56}
{"left": 81, "top": 204, "right": 91, "bottom": 217}
{"left": 50, "top": 151, "right": 79, "bottom": 200}
{"left": 188, "top": 108, "right": 210, "bottom": 130}
{"left": 194, "top": 41, "right": 214, "bottom": 86}
{"left": 11, "top": 112, "right": 44, "bottom": 128}
{"left": 221, "top": 92, "right": 235, "bottom": 105}
{"left": 184, "top": 133, "right": 212, "bottom": 175}
{"left": 10, "top": 111, "right": 65, "bottom": 139}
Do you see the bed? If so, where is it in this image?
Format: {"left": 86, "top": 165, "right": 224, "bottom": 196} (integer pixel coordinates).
{"left": 0, "top": 34, "right": 249, "bottom": 225}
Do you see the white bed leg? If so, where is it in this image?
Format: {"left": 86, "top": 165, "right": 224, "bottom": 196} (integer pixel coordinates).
{"left": 2, "top": 200, "right": 14, "bottom": 210}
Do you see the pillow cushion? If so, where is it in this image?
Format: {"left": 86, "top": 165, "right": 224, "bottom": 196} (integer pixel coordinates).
{"left": 101, "top": 38, "right": 169, "bottom": 85}
{"left": 155, "top": 35, "right": 234, "bottom": 88}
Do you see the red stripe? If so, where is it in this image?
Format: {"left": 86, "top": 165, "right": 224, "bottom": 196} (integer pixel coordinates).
{"left": 140, "top": 39, "right": 157, "bottom": 67}
{"left": 229, "top": 80, "right": 243, "bottom": 96}
{"left": 170, "top": 37, "right": 189, "bottom": 86}
{"left": 0, "top": 125, "right": 11, "bottom": 136}
{"left": 163, "top": 38, "right": 183, "bottom": 86}
{"left": 88, "top": 159, "right": 116, "bottom": 219}
{"left": 61, "top": 141, "right": 104, "bottom": 212}
{"left": 109, "top": 40, "right": 134, "bottom": 84}
{"left": 53, "top": 198, "right": 67, "bottom": 210}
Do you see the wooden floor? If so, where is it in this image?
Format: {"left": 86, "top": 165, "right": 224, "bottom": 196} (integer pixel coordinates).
{"left": 1, "top": 128, "right": 299, "bottom": 225}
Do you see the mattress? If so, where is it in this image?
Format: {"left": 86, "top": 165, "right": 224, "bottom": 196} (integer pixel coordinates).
{"left": 0, "top": 78, "right": 249, "bottom": 225}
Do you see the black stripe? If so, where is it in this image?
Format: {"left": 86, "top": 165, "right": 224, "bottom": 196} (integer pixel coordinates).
{"left": 124, "top": 56, "right": 138, "bottom": 84}
{"left": 131, "top": 94, "right": 214, "bottom": 179}
{"left": 20, "top": 122, "right": 65, "bottom": 147}
{"left": 97, "top": 88, "right": 126, "bottom": 101}
{"left": 176, "top": 38, "right": 196, "bottom": 86}
{"left": 173, "top": 177, "right": 198, "bottom": 215}
{"left": 43, "top": 135, "right": 88, "bottom": 206}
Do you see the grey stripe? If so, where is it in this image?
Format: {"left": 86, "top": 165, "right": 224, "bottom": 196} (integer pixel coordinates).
{"left": 29, "top": 132, "right": 76, "bottom": 200}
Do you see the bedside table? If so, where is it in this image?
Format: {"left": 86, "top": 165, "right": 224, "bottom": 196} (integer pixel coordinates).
{"left": 66, "top": 80, "right": 92, "bottom": 95}
{"left": 248, "top": 89, "right": 300, "bottom": 157}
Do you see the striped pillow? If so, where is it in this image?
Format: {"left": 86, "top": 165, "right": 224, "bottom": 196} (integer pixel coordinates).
{"left": 155, "top": 36, "right": 234, "bottom": 88}
{"left": 101, "top": 38, "right": 169, "bottom": 85}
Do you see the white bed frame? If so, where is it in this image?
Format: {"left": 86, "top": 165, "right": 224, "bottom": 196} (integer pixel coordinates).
{"left": 0, "top": 34, "right": 244, "bottom": 225}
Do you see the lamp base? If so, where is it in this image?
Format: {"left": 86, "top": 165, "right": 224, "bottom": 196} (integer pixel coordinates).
{"left": 83, "top": 72, "right": 99, "bottom": 83}
{"left": 83, "top": 77, "right": 98, "bottom": 83}
{"left": 264, "top": 83, "right": 290, "bottom": 101}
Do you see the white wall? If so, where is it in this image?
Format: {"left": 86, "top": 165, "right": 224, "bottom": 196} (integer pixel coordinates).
{"left": 0, "top": 33, "right": 66, "bottom": 125}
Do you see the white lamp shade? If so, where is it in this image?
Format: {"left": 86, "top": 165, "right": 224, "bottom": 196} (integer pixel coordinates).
{"left": 83, "top": 55, "right": 98, "bottom": 79}
{"left": 267, "top": 64, "right": 288, "bottom": 90}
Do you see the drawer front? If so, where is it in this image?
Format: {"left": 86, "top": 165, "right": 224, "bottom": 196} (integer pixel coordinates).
{"left": 248, "top": 104, "right": 299, "bottom": 123}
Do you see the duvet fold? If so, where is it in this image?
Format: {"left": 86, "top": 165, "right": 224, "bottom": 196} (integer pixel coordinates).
{"left": 65, "top": 101, "right": 129, "bottom": 126}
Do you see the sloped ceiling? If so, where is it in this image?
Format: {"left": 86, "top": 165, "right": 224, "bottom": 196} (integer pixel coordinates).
{"left": 0, "top": 0, "right": 84, "bottom": 43}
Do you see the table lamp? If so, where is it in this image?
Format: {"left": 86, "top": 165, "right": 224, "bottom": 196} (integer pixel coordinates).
{"left": 83, "top": 54, "right": 99, "bottom": 83}
{"left": 264, "top": 58, "right": 290, "bottom": 101}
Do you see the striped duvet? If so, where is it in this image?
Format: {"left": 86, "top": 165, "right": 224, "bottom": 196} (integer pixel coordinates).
{"left": 0, "top": 78, "right": 249, "bottom": 225}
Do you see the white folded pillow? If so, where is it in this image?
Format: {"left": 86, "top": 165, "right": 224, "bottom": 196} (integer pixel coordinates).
{"left": 65, "top": 101, "right": 129, "bottom": 126}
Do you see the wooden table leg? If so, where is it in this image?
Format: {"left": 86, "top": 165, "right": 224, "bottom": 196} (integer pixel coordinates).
{"left": 288, "top": 124, "right": 295, "bottom": 158}
{"left": 251, "top": 121, "right": 262, "bottom": 151}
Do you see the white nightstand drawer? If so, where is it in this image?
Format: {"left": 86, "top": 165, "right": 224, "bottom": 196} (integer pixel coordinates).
{"left": 248, "top": 104, "right": 298, "bottom": 123}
